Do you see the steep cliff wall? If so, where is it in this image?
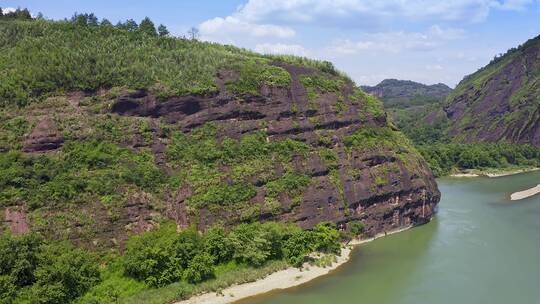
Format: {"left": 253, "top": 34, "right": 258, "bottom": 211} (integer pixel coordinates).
{"left": 0, "top": 20, "right": 439, "bottom": 247}
{"left": 439, "top": 35, "right": 540, "bottom": 147}
{"left": 107, "top": 63, "right": 440, "bottom": 238}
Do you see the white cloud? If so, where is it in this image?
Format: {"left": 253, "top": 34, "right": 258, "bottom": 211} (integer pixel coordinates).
{"left": 227, "top": 0, "right": 534, "bottom": 26}
{"left": 327, "top": 26, "right": 465, "bottom": 55}
{"left": 254, "top": 43, "right": 310, "bottom": 56}
{"left": 1, "top": 7, "right": 37, "bottom": 17}
{"left": 426, "top": 64, "right": 444, "bottom": 71}
{"left": 2, "top": 7, "right": 18, "bottom": 14}
{"left": 199, "top": 16, "right": 295, "bottom": 41}
{"left": 491, "top": 0, "right": 535, "bottom": 10}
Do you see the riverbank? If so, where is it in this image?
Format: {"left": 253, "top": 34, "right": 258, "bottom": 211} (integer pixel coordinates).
{"left": 175, "top": 226, "right": 413, "bottom": 304}
{"left": 450, "top": 167, "right": 539, "bottom": 178}
{"left": 510, "top": 184, "right": 540, "bottom": 200}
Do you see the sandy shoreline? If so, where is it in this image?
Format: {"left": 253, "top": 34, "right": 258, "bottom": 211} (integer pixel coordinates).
{"left": 175, "top": 226, "right": 412, "bottom": 304}
{"left": 510, "top": 184, "right": 540, "bottom": 200}
{"left": 450, "top": 173, "right": 479, "bottom": 177}
{"left": 450, "top": 167, "right": 539, "bottom": 178}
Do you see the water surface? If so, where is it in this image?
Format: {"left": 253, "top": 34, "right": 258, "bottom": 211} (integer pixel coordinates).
{"left": 240, "top": 171, "right": 540, "bottom": 304}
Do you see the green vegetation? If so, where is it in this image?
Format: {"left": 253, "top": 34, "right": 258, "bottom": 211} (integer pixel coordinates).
{"left": 349, "top": 88, "right": 385, "bottom": 119}
{"left": 361, "top": 79, "right": 450, "bottom": 110}
{"left": 0, "top": 7, "right": 33, "bottom": 21}
{"left": 0, "top": 141, "right": 164, "bottom": 209}
{"left": 225, "top": 62, "right": 291, "bottom": 96}
{"left": 166, "top": 124, "right": 311, "bottom": 212}
{"left": 396, "top": 112, "right": 540, "bottom": 177}
{"left": 1, "top": 221, "right": 342, "bottom": 303}
{"left": 299, "top": 74, "right": 345, "bottom": 104}
{"left": 0, "top": 14, "right": 344, "bottom": 106}
{"left": 0, "top": 233, "right": 100, "bottom": 304}
{"left": 344, "top": 127, "right": 414, "bottom": 153}
{"left": 417, "top": 142, "right": 540, "bottom": 177}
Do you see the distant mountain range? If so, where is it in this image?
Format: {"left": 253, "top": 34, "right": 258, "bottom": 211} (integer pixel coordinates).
{"left": 371, "top": 34, "right": 540, "bottom": 148}
{"left": 361, "top": 79, "right": 451, "bottom": 110}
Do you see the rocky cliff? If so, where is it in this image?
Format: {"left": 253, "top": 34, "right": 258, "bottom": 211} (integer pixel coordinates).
{"left": 0, "top": 19, "right": 440, "bottom": 247}
{"left": 435, "top": 35, "right": 540, "bottom": 147}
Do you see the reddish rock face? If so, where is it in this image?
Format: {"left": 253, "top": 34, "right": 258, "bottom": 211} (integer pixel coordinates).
{"left": 111, "top": 63, "right": 440, "bottom": 237}
{"left": 22, "top": 118, "right": 64, "bottom": 152}
{"left": 3, "top": 208, "right": 30, "bottom": 235}
{"left": 441, "top": 36, "right": 540, "bottom": 147}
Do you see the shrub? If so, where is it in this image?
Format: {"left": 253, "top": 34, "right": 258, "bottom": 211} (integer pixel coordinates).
{"left": 183, "top": 252, "right": 215, "bottom": 283}
{"left": 228, "top": 223, "right": 272, "bottom": 267}
{"left": 312, "top": 222, "right": 341, "bottom": 254}
{"left": 31, "top": 243, "right": 100, "bottom": 304}
{"left": 203, "top": 227, "right": 233, "bottom": 264}
{"left": 349, "top": 221, "right": 365, "bottom": 236}
{"left": 283, "top": 231, "right": 314, "bottom": 267}
{"left": 123, "top": 224, "right": 183, "bottom": 287}
{"left": 0, "top": 232, "right": 43, "bottom": 287}
{"left": 0, "top": 275, "right": 16, "bottom": 304}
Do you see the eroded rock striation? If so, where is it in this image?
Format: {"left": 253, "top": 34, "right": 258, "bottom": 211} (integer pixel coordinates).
{"left": 22, "top": 119, "right": 64, "bottom": 152}
{"left": 436, "top": 35, "right": 540, "bottom": 147}
{"left": 110, "top": 64, "right": 440, "bottom": 237}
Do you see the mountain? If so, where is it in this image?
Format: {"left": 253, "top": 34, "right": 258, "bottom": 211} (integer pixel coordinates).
{"left": 361, "top": 79, "right": 451, "bottom": 109}
{"left": 433, "top": 35, "right": 540, "bottom": 147}
{"left": 0, "top": 18, "right": 440, "bottom": 248}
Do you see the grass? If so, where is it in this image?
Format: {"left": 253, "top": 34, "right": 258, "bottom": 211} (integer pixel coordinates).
{"left": 117, "top": 260, "right": 289, "bottom": 304}
{"left": 78, "top": 259, "right": 289, "bottom": 304}
{"left": 0, "top": 19, "right": 345, "bottom": 107}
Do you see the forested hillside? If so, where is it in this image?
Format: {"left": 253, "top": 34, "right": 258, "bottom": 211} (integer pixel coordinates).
{"left": 0, "top": 11, "right": 439, "bottom": 303}
{"left": 361, "top": 79, "right": 451, "bottom": 110}
{"left": 390, "top": 35, "right": 540, "bottom": 176}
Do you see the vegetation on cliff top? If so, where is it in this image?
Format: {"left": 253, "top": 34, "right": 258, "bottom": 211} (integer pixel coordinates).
{"left": 0, "top": 13, "right": 342, "bottom": 106}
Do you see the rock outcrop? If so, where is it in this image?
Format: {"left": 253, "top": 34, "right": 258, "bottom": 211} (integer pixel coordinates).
{"left": 437, "top": 35, "right": 540, "bottom": 147}
{"left": 111, "top": 64, "right": 440, "bottom": 236}
{"left": 22, "top": 118, "right": 64, "bottom": 152}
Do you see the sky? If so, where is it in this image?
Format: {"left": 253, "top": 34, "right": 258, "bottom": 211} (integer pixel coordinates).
{"left": 2, "top": 0, "right": 540, "bottom": 87}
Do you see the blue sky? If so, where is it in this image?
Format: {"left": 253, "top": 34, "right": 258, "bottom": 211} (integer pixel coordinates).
{"left": 3, "top": 0, "right": 540, "bottom": 87}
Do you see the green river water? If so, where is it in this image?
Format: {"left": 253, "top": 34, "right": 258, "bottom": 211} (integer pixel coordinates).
{"left": 239, "top": 170, "right": 540, "bottom": 304}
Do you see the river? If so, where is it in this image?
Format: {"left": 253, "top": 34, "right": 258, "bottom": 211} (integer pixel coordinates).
{"left": 238, "top": 170, "right": 540, "bottom": 304}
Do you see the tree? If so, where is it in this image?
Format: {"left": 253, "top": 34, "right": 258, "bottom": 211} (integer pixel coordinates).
{"left": 0, "top": 233, "right": 43, "bottom": 288}
{"left": 139, "top": 17, "right": 157, "bottom": 36}
{"left": 171, "top": 229, "right": 203, "bottom": 269}
{"left": 0, "top": 275, "right": 16, "bottom": 304}
{"left": 100, "top": 19, "right": 113, "bottom": 29}
{"left": 203, "top": 226, "right": 233, "bottom": 264}
{"left": 283, "top": 231, "right": 314, "bottom": 267}
{"left": 349, "top": 220, "right": 364, "bottom": 236}
{"left": 1, "top": 8, "right": 32, "bottom": 20}
{"left": 87, "top": 13, "right": 98, "bottom": 26}
{"left": 125, "top": 19, "right": 138, "bottom": 32}
{"left": 158, "top": 24, "right": 169, "bottom": 37}
{"left": 183, "top": 252, "right": 214, "bottom": 283}
{"left": 31, "top": 243, "right": 100, "bottom": 304}
{"left": 123, "top": 225, "right": 182, "bottom": 287}
{"left": 228, "top": 223, "right": 271, "bottom": 266}
{"left": 187, "top": 27, "right": 200, "bottom": 40}
{"left": 312, "top": 222, "right": 341, "bottom": 254}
